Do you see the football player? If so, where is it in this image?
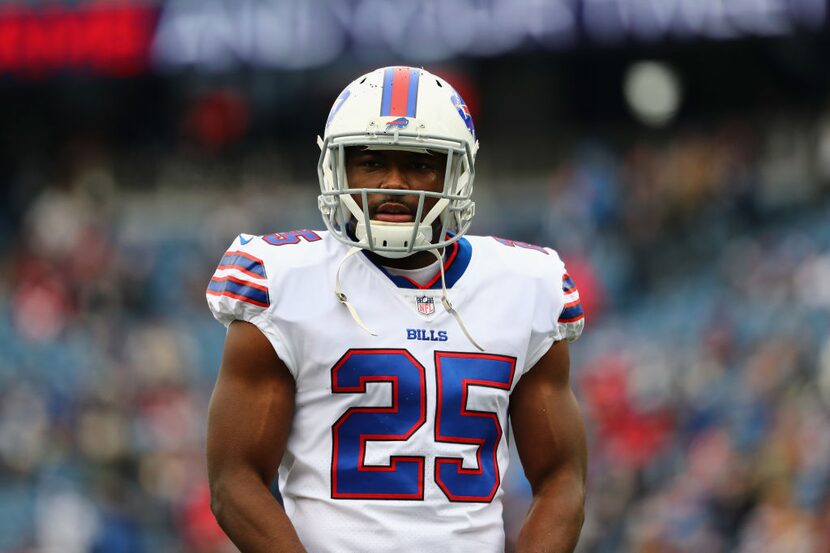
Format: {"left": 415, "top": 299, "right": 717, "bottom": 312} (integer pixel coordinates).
{"left": 206, "top": 66, "right": 587, "bottom": 553}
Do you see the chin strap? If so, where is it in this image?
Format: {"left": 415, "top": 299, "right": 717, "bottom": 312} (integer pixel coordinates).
{"left": 334, "top": 246, "right": 484, "bottom": 352}
{"left": 335, "top": 246, "right": 378, "bottom": 336}
{"left": 429, "top": 248, "right": 484, "bottom": 352}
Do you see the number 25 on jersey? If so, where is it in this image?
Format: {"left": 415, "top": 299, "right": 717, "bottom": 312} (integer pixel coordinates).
{"left": 330, "top": 349, "right": 516, "bottom": 503}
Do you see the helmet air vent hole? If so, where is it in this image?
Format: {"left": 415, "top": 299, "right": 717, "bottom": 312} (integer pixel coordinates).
{"left": 383, "top": 240, "right": 387, "bottom": 246}
{"left": 435, "top": 79, "right": 442, "bottom": 87}
{"left": 404, "top": 241, "right": 408, "bottom": 247}
{"left": 359, "top": 77, "right": 367, "bottom": 84}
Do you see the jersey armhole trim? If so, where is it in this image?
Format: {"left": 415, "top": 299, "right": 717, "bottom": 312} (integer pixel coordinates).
{"left": 248, "top": 310, "right": 298, "bottom": 380}
{"left": 523, "top": 334, "right": 557, "bottom": 374}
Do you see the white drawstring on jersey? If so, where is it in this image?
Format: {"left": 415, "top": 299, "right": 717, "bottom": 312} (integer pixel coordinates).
{"left": 334, "top": 246, "right": 378, "bottom": 336}
{"left": 334, "top": 245, "right": 484, "bottom": 352}
{"left": 428, "top": 248, "right": 484, "bottom": 352}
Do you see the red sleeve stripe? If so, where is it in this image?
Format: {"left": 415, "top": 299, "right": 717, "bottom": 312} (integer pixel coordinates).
{"left": 559, "top": 313, "right": 585, "bottom": 324}
{"left": 559, "top": 300, "right": 584, "bottom": 323}
{"left": 562, "top": 274, "right": 576, "bottom": 293}
{"left": 220, "top": 250, "right": 267, "bottom": 278}
{"left": 207, "top": 275, "right": 270, "bottom": 307}
{"left": 206, "top": 289, "right": 269, "bottom": 308}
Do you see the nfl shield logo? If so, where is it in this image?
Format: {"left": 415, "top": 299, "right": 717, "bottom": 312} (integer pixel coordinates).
{"left": 416, "top": 295, "right": 435, "bottom": 316}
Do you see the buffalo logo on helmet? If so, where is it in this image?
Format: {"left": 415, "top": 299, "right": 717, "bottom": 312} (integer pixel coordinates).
{"left": 450, "top": 92, "right": 475, "bottom": 139}
{"left": 326, "top": 89, "right": 351, "bottom": 128}
{"left": 385, "top": 117, "right": 410, "bottom": 131}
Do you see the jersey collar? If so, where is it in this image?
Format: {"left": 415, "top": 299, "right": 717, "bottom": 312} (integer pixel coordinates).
{"left": 361, "top": 235, "right": 472, "bottom": 290}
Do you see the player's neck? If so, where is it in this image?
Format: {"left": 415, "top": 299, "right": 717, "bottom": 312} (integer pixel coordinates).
{"left": 367, "top": 250, "right": 439, "bottom": 270}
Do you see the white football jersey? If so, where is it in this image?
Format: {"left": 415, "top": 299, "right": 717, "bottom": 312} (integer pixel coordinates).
{"left": 206, "top": 230, "right": 584, "bottom": 553}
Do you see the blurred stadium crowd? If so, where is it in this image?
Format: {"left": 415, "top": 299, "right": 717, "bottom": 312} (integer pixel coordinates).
{"left": 1, "top": 99, "right": 829, "bottom": 553}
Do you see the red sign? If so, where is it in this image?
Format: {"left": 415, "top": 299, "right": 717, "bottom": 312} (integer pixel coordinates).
{"left": 0, "top": 4, "right": 157, "bottom": 77}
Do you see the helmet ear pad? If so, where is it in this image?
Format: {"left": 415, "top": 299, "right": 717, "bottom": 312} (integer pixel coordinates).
{"left": 317, "top": 66, "right": 478, "bottom": 257}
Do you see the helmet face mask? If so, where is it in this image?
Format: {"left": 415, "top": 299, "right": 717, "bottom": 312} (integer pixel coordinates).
{"left": 317, "top": 67, "right": 478, "bottom": 258}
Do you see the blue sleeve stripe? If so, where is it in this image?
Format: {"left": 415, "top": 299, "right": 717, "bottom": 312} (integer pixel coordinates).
{"left": 562, "top": 275, "right": 576, "bottom": 293}
{"left": 559, "top": 302, "right": 584, "bottom": 323}
{"left": 207, "top": 276, "right": 270, "bottom": 308}
{"left": 218, "top": 251, "right": 267, "bottom": 279}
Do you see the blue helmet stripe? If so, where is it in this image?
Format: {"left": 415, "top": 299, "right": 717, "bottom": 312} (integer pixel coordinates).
{"left": 406, "top": 68, "right": 420, "bottom": 117}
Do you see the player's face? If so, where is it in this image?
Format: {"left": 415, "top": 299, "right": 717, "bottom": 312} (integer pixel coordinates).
{"left": 345, "top": 147, "right": 446, "bottom": 223}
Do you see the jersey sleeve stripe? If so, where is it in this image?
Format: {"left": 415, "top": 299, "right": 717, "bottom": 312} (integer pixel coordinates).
{"left": 562, "top": 274, "right": 576, "bottom": 293}
{"left": 206, "top": 289, "right": 270, "bottom": 308}
{"left": 215, "top": 263, "right": 266, "bottom": 280}
{"left": 559, "top": 303, "right": 584, "bottom": 322}
{"left": 221, "top": 250, "right": 267, "bottom": 278}
{"left": 207, "top": 276, "right": 270, "bottom": 307}
{"left": 559, "top": 271, "right": 583, "bottom": 322}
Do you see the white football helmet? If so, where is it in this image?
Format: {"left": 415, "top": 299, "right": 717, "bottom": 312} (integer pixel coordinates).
{"left": 317, "top": 66, "right": 478, "bottom": 258}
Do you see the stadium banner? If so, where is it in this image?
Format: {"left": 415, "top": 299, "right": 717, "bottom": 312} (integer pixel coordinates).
{"left": 0, "top": 0, "right": 826, "bottom": 75}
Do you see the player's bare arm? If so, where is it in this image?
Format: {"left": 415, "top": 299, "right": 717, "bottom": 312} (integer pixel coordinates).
{"left": 207, "top": 320, "right": 307, "bottom": 553}
{"left": 510, "top": 339, "right": 587, "bottom": 553}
